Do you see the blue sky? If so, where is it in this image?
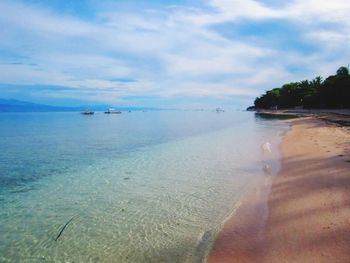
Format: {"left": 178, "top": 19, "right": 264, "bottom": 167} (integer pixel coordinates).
{"left": 0, "top": 0, "right": 349, "bottom": 108}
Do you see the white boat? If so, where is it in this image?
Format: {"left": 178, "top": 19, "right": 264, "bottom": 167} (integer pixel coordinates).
{"left": 215, "top": 107, "right": 225, "bottom": 113}
{"left": 104, "top": 108, "right": 122, "bottom": 114}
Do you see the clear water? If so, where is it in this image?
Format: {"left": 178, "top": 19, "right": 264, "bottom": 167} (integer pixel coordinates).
{"left": 0, "top": 111, "right": 288, "bottom": 263}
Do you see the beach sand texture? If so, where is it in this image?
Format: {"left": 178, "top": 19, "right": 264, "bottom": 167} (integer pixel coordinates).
{"left": 207, "top": 118, "right": 350, "bottom": 263}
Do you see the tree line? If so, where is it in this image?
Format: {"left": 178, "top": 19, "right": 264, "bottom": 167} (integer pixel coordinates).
{"left": 254, "top": 66, "right": 350, "bottom": 109}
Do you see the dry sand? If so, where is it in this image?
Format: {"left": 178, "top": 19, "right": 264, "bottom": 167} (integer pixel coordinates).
{"left": 207, "top": 117, "right": 350, "bottom": 263}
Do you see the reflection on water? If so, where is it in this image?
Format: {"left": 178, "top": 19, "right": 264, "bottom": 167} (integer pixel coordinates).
{"left": 0, "top": 111, "right": 288, "bottom": 262}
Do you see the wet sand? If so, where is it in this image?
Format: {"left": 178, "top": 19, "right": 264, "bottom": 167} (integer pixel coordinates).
{"left": 207, "top": 117, "right": 350, "bottom": 263}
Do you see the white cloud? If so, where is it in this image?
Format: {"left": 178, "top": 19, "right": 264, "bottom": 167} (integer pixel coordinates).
{"left": 0, "top": 0, "right": 349, "bottom": 107}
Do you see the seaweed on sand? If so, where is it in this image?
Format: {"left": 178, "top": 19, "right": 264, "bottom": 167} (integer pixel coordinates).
{"left": 54, "top": 216, "right": 77, "bottom": 241}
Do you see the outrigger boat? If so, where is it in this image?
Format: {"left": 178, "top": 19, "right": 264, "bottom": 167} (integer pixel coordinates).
{"left": 104, "top": 108, "right": 122, "bottom": 114}
{"left": 81, "top": 109, "right": 94, "bottom": 115}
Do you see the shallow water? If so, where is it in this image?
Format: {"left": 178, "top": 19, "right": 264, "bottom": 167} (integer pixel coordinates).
{"left": 0, "top": 111, "right": 288, "bottom": 263}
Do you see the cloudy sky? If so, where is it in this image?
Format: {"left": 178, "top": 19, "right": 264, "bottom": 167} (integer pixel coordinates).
{"left": 0, "top": 0, "right": 349, "bottom": 108}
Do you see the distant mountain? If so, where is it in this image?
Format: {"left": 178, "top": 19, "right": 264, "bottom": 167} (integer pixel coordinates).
{"left": 0, "top": 99, "right": 169, "bottom": 112}
{"left": 0, "top": 99, "right": 80, "bottom": 112}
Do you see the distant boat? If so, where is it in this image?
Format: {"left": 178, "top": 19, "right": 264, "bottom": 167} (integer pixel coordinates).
{"left": 104, "top": 108, "right": 122, "bottom": 114}
{"left": 81, "top": 109, "right": 94, "bottom": 115}
{"left": 216, "top": 107, "right": 225, "bottom": 113}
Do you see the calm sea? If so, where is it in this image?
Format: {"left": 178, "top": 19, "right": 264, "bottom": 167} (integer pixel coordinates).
{"left": 0, "top": 111, "right": 288, "bottom": 263}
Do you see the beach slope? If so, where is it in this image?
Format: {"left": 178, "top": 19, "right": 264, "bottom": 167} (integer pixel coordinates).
{"left": 207, "top": 118, "right": 350, "bottom": 263}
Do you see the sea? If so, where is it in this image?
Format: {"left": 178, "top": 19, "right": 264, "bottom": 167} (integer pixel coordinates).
{"left": 0, "top": 110, "right": 289, "bottom": 263}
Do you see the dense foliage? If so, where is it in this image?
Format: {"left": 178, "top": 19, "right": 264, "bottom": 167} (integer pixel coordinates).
{"left": 254, "top": 66, "right": 350, "bottom": 109}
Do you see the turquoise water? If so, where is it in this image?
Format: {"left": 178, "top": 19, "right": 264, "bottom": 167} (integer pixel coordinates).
{"left": 0, "top": 111, "right": 288, "bottom": 263}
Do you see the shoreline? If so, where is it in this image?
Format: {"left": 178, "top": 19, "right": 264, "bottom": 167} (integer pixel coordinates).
{"left": 207, "top": 117, "right": 350, "bottom": 263}
{"left": 255, "top": 109, "right": 350, "bottom": 126}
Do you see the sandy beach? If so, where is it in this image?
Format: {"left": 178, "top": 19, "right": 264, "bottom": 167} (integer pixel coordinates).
{"left": 207, "top": 117, "right": 350, "bottom": 263}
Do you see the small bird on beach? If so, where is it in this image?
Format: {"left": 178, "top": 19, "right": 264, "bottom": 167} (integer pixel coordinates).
{"left": 263, "top": 164, "right": 271, "bottom": 174}
{"left": 262, "top": 142, "right": 272, "bottom": 154}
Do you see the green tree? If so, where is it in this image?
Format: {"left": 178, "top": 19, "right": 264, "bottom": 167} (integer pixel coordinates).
{"left": 336, "top": 66, "right": 349, "bottom": 76}
{"left": 254, "top": 66, "right": 350, "bottom": 109}
{"left": 303, "top": 76, "right": 322, "bottom": 108}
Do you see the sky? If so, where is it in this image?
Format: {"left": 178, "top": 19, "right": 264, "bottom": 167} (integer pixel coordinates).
{"left": 0, "top": 0, "right": 349, "bottom": 109}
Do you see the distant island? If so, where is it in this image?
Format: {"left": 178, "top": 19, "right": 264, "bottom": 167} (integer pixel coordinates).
{"left": 253, "top": 66, "right": 350, "bottom": 109}
{"left": 0, "top": 99, "right": 168, "bottom": 112}
{"left": 0, "top": 99, "right": 80, "bottom": 112}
